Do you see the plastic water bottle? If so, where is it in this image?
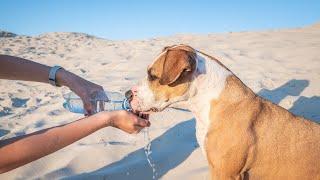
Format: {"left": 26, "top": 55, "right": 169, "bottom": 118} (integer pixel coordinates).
{"left": 63, "top": 91, "right": 131, "bottom": 114}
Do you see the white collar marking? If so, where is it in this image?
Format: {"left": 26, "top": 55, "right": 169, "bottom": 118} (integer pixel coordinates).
{"left": 187, "top": 52, "right": 232, "bottom": 156}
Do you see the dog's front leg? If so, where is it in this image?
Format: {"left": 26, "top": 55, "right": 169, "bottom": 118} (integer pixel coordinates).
{"left": 209, "top": 164, "right": 245, "bottom": 180}
{"left": 205, "top": 129, "right": 255, "bottom": 180}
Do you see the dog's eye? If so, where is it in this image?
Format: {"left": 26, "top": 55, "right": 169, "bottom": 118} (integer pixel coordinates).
{"left": 148, "top": 73, "right": 158, "bottom": 81}
{"left": 147, "top": 69, "right": 158, "bottom": 81}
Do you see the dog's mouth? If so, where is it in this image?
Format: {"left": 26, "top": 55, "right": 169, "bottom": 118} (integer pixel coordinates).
{"left": 125, "top": 89, "right": 157, "bottom": 117}
{"left": 134, "top": 107, "right": 159, "bottom": 114}
{"left": 143, "top": 105, "right": 172, "bottom": 113}
{"left": 150, "top": 107, "right": 159, "bottom": 112}
{"left": 126, "top": 89, "right": 159, "bottom": 113}
{"left": 133, "top": 110, "right": 150, "bottom": 119}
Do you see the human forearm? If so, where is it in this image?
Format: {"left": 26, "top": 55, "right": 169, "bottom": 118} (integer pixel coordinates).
{"left": 0, "top": 113, "right": 107, "bottom": 173}
{"left": 0, "top": 55, "right": 108, "bottom": 114}
{"left": 0, "top": 54, "right": 77, "bottom": 86}
{"left": 0, "top": 55, "right": 52, "bottom": 83}
{"left": 0, "top": 110, "right": 149, "bottom": 173}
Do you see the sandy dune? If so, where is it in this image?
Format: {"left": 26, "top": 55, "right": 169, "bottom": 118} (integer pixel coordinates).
{"left": 0, "top": 23, "right": 319, "bottom": 179}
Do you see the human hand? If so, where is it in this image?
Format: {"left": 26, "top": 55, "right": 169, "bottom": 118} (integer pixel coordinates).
{"left": 56, "top": 69, "right": 108, "bottom": 115}
{"left": 102, "top": 110, "right": 150, "bottom": 134}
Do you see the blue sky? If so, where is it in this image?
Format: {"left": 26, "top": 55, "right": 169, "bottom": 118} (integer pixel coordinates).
{"left": 1, "top": 0, "right": 319, "bottom": 40}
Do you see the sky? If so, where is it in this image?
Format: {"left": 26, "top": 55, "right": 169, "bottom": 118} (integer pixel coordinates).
{"left": 1, "top": 0, "right": 320, "bottom": 40}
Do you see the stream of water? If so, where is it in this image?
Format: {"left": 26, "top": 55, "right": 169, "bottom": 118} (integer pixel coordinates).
{"left": 143, "top": 127, "right": 157, "bottom": 179}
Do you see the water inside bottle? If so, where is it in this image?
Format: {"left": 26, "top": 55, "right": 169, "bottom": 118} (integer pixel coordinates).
{"left": 63, "top": 92, "right": 85, "bottom": 114}
{"left": 63, "top": 91, "right": 130, "bottom": 114}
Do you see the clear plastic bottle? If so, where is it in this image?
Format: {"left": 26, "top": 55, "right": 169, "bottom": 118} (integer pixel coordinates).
{"left": 63, "top": 91, "right": 131, "bottom": 114}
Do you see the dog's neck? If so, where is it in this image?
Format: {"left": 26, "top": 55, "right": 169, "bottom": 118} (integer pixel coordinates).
{"left": 185, "top": 53, "right": 232, "bottom": 153}
{"left": 187, "top": 53, "right": 232, "bottom": 125}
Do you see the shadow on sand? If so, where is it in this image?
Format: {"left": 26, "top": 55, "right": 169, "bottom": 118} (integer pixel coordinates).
{"left": 258, "top": 79, "right": 320, "bottom": 123}
{"left": 47, "top": 119, "right": 198, "bottom": 179}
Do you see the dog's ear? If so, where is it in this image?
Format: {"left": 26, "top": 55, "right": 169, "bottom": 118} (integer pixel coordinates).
{"left": 159, "top": 49, "right": 196, "bottom": 85}
{"left": 162, "top": 45, "right": 176, "bottom": 52}
{"left": 162, "top": 44, "right": 194, "bottom": 52}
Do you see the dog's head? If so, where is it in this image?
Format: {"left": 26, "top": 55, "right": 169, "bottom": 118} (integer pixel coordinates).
{"left": 129, "top": 44, "right": 197, "bottom": 112}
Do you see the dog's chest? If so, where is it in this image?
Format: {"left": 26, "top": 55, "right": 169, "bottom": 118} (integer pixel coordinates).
{"left": 193, "top": 106, "right": 211, "bottom": 157}
{"left": 195, "top": 118, "right": 209, "bottom": 154}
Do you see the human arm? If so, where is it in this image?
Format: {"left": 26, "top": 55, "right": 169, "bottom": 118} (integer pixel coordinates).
{"left": 0, "top": 55, "right": 105, "bottom": 115}
{"left": 0, "top": 110, "right": 150, "bottom": 173}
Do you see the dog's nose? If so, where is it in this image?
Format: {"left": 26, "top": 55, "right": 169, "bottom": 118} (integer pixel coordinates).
{"left": 125, "top": 90, "right": 133, "bottom": 100}
{"left": 131, "top": 86, "right": 138, "bottom": 92}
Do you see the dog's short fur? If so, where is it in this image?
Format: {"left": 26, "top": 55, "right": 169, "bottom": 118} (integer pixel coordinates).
{"left": 131, "top": 44, "right": 320, "bottom": 179}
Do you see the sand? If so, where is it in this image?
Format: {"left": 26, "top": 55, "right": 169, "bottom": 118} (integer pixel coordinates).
{"left": 0, "top": 23, "right": 320, "bottom": 179}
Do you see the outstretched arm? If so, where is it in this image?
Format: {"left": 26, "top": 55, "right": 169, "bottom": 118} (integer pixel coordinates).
{"left": 0, "top": 55, "right": 106, "bottom": 114}
{"left": 0, "top": 110, "right": 150, "bottom": 173}
{"left": 0, "top": 54, "right": 62, "bottom": 84}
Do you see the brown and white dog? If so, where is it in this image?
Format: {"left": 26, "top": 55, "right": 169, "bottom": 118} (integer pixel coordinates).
{"left": 129, "top": 44, "right": 320, "bottom": 179}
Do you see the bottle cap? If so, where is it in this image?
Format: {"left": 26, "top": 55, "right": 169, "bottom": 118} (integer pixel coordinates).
{"left": 122, "top": 98, "right": 132, "bottom": 111}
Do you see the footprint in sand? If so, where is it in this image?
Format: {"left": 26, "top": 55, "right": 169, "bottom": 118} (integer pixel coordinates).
{"left": 3, "top": 48, "right": 12, "bottom": 52}
{"left": 80, "top": 68, "right": 86, "bottom": 73}
{"left": 0, "top": 129, "right": 10, "bottom": 137}
{"left": 11, "top": 97, "right": 29, "bottom": 108}
{"left": 101, "top": 62, "right": 109, "bottom": 65}
{"left": 0, "top": 107, "right": 13, "bottom": 117}
{"left": 48, "top": 109, "right": 63, "bottom": 116}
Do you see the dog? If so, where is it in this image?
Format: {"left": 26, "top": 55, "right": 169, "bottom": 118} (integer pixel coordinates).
{"left": 128, "top": 44, "right": 320, "bottom": 179}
